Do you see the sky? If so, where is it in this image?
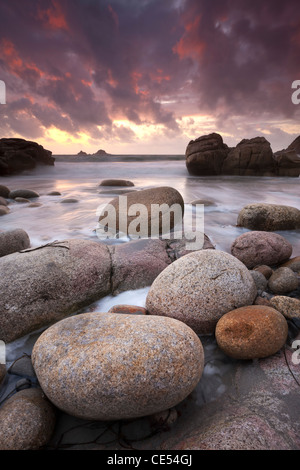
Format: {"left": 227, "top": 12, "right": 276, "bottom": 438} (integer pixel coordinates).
{"left": 0, "top": 0, "right": 299, "bottom": 155}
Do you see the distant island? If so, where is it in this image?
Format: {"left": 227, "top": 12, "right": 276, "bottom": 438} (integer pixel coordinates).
{"left": 77, "top": 149, "right": 110, "bottom": 156}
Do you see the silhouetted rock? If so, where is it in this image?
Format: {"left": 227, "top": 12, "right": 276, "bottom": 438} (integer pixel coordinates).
{"left": 186, "top": 133, "right": 230, "bottom": 176}
{"left": 0, "top": 138, "right": 54, "bottom": 176}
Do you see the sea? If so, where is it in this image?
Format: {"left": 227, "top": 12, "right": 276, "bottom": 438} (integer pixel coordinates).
{"left": 0, "top": 155, "right": 299, "bottom": 448}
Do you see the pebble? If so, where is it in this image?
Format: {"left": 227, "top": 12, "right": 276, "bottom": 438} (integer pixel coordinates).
{"left": 268, "top": 267, "right": 299, "bottom": 294}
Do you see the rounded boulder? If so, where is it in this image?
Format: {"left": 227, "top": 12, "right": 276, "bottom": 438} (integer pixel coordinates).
{"left": 146, "top": 250, "right": 257, "bottom": 335}
{"left": 32, "top": 313, "right": 204, "bottom": 421}
{"left": 237, "top": 203, "right": 300, "bottom": 231}
{"left": 215, "top": 305, "right": 288, "bottom": 360}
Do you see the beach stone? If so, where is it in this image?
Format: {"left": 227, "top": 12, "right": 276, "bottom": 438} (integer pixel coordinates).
{"left": 0, "top": 196, "right": 8, "bottom": 206}
{"left": 0, "top": 205, "right": 10, "bottom": 215}
{"left": 215, "top": 305, "right": 288, "bottom": 360}
{"left": 98, "top": 186, "right": 184, "bottom": 238}
{"left": 0, "top": 184, "right": 10, "bottom": 198}
{"left": 268, "top": 267, "right": 299, "bottom": 294}
{"left": 270, "top": 296, "right": 300, "bottom": 320}
{"left": 108, "top": 305, "right": 148, "bottom": 315}
{"left": 186, "top": 133, "right": 230, "bottom": 175}
{"left": 31, "top": 312, "right": 204, "bottom": 421}
{"left": 250, "top": 270, "right": 268, "bottom": 292}
{"left": 28, "top": 202, "right": 42, "bottom": 208}
{"left": 15, "top": 197, "right": 30, "bottom": 203}
{"left": 0, "top": 239, "right": 111, "bottom": 342}
{"left": 0, "top": 388, "right": 56, "bottom": 450}
{"left": 281, "top": 256, "right": 300, "bottom": 273}
{"left": 9, "top": 189, "right": 40, "bottom": 199}
{"left": 237, "top": 203, "right": 300, "bottom": 231}
{"left": 47, "top": 191, "right": 61, "bottom": 196}
{"left": 190, "top": 199, "right": 216, "bottom": 206}
{"left": 231, "top": 231, "right": 292, "bottom": 269}
{"left": 146, "top": 249, "right": 257, "bottom": 335}
{"left": 253, "top": 265, "right": 273, "bottom": 279}
{"left": 109, "top": 239, "right": 171, "bottom": 294}
{"left": 60, "top": 198, "right": 78, "bottom": 203}
{"left": 0, "top": 228, "right": 30, "bottom": 258}
{"left": 99, "top": 179, "right": 134, "bottom": 187}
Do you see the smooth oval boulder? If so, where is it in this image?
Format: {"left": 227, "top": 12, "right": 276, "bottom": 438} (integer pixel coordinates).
{"left": 146, "top": 250, "right": 257, "bottom": 335}
{"left": 0, "top": 205, "right": 10, "bottom": 216}
{"left": 99, "top": 179, "right": 134, "bottom": 187}
{"left": 98, "top": 186, "right": 184, "bottom": 238}
{"left": 268, "top": 267, "right": 299, "bottom": 294}
{"left": 0, "top": 239, "right": 111, "bottom": 342}
{"left": 9, "top": 189, "right": 40, "bottom": 199}
{"left": 32, "top": 313, "right": 204, "bottom": 421}
{"left": 0, "top": 388, "right": 56, "bottom": 450}
{"left": 0, "top": 184, "right": 10, "bottom": 198}
{"left": 0, "top": 228, "right": 30, "bottom": 258}
{"left": 215, "top": 305, "right": 288, "bottom": 360}
{"left": 231, "top": 231, "right": 292, "bottom": 269}
{"left": 237, "top": 203, "right": 300, "bottom": 231}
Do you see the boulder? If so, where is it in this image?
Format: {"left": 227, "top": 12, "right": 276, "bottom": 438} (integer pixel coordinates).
{"left": 215, "top": 305, "right": 288, "bottom": 360}
{"left": 60, "top": 198, "right": 78, "bottom": 203}
{"left": 185, "top": 133, "right": 230, "bottom": 176}
{"left": 270, "top": 296, "right": 300, "bottom": 320}
{"left": 231, "top": 231, "right": 293, "bottom": 269}
{"left": 0, "top": 239, "right": 111, "bottom": 343}
{"left": 99, "top": 179, "right": 134, "bottom": 187}
{"left": 0, "top": 228, "right": 30, "bottom": 258}
{"left": 0, "top": 138, "right": 54, "bottom": 176}
{"left": 0, "top": 388, "right": 56, "bottom": 450}
{"left": 98, "top": 186, "right": 184, "bottom": 238}
{"left": 0, "top": 184, "right": 10, "bottom": 198}
{"left": 146, "top": 250, "right": 257, "bottom": 335}
{"left": 281, "top": 256, "right": 300, "bottom": 273}
{"left": 0, "top": 196, "right": 8, "bottom": 206}
{"left": 32, "top": 313, "right": 204, "bottom": 421}
{"left": 237, "top": 203, "right": 300, "bottom": 231}
{"left": 253, "top": 265, "right": 274, "bottom": 279}
{"left": 273, "top": 149, "right": 300, "bottom": 177}
{"left": 0, "top": 205, "right": 10, "bottom": 216}
{"left": 287, "top": 135, "right": 300, "bottom": 154}
{"left": 9, "top": 189, "right": 40, "bottom": 199}
{"left": 268, "top": 267, "right": 299, "bottom": 294}
{"left": 222, "top": 137, "right": 276, "bottom": 176}
{"left": 250, "top": 270, "right": 268, "bottom": 292}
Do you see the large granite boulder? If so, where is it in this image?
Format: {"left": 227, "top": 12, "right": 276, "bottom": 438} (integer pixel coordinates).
{"left": 237, "top": 203, "right": 300, "bottom": 231}
{"left": 185, "top": 133, "right": 230, "bottom": 176}
{"left": 273, "top": 149, "right": 300, "bottom": 177}
{"left": 0, "top": 138, "right": 54, "bottom": 175}
{"left": 287, "top": 135, "right": 300, "bottom": 154}
{"left": 222, "top": 137, "right": 276, "bottom": 176}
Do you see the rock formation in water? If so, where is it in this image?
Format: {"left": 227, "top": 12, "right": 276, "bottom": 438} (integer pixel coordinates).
{"left": 0, "top": 138, "right": 54, "bottom": 176}
{"left": 186, "top": 133, "right": 300, "bottom": 177}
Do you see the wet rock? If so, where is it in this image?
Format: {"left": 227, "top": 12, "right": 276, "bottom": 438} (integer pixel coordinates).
{"left": 190, "top": 199, "right": 216, "bottom": 206}
{"left": 186, "top": 133, "right": 230, "bottom": 176}
{"left": 268, "top": 267, "right": 299, "bottom": 294}
{"left": 109, "top": 239, "right": 171, "bottom": 294}
{"left": 270, "top": 296, "right": 300, "bottom": 320}
{"left": 237, "top": 203, "right": 300, "bottom": 231}
{"left": 0, "top": 388, "right": 56, "bottom": 450}
{"left": 108, "top": 305, "right": 148, "bottom": 315}
{"left": 146, "top": 249, "right": 257, "bottom": 335}
{"left": 273, "top": 149, "right": 300, "bottom": 177}
{"left": 60, "top": 198, "right": 79, "bottom": 203}
{"left": 0, "top": 196, "right": 8, "bottom": 206}
{"left": 99, "top": 179, "right": 134, "bottom": 187}
{"left": 0, "top": 228, "right": 30, "bottom": 258}
{"left": 0, "top": 138, "right": 54, "bottom": 176}
{"left": 0, "top": 184, "right": 10, "bottom": 198}
{"left": 9, "top": 189, "right": 40, "bottom": 199}
{"left": 32, "top": 313, "right": 204, "bottom": 421}
{"left": 98, "top": 186, "right": 184, "bottom": 238}
{"left": 215, "top": 305, "right": 288, "bottom": 360}
{"left": 15, "top": 197, "right": 30, "bottom": 203}
{"left": 47, "top": 191, "right": 61, "bottom": 196}
{"left": 0, "top": 239, "right": 111, "bottom": 342}
{"left": 253, "top": 265, "right": 274, "bottom": 279}
{"left": 28, "top": 202, "right": 42, "bottom": 208}
{"left": 231, "top": 231, "right": 292, "bottom": 269}
{"left": 0, "top": 205, "right": 10, "bottom": 215}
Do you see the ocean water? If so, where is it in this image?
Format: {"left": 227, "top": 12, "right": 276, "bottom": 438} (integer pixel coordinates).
{"left": 0, "top": 158, "right": 299, "bottom": 448}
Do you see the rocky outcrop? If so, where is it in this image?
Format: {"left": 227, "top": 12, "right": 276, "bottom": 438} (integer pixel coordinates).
{"left": 0, "top": 138, "right": 54, "bottom": 176}
{"left": 186, "top": 133, "right": 300, "bottom": 177}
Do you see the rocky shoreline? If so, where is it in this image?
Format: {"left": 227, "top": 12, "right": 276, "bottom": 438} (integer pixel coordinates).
{"left": 0, "top": 184, "right": 299, "bottom": 450}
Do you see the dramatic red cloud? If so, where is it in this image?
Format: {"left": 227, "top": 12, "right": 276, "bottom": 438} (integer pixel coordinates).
{"left": 173, "top": 14, "right": 206, "bottom": 60}
{"left": 0, "top": 38, "right": 43, "bottom": 79}
{"left": 37, "top": 0, "right": 69, "bottom": 31}
{"left": 108, "top": 4, "right": 119, "bottom": 29}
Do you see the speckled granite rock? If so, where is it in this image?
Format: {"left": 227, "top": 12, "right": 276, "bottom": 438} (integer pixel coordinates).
{"left": 281, "top": 256, "right": 300, "bottom": 273}
{"left": 0, "top": 388, "right": 56, "bottom": 450}
{"left": 146, "top": 250, "right": 257, "bottom": 335}
{"left": 0, "top": 229, "right": 30, "bottom": 258}
{"left": 250, "top": 270, "right": 268, "bottom": 292}
{"left": 237, "top": 203, "right": 300, "bottom": 231}
{"left": 215, "top": 305, "right": 288, "bottom": 360}
{"left": 32, "top": 313, "right": 204, "bottom": 421}
{"left": 268, "top": 267, "right": 299, "bottom": 294}
{"left": 270, "top": 296, "right": 300, "bottom": 320}
{"left": 231, "top": 231, "right": 292, "bottom": 269}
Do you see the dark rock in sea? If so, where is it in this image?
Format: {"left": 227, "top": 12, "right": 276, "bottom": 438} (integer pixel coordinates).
{"left": 0, "top": 205, "right": 10, "bottom": 216}
{"left": 0, "top": 138, "right": 54, "bottom": 176}
{"left": 99, "top": 179, "right": 135, "bottom": 187}
{"left": 0, "top": 196, "right": 8, "bottom": 206}
{"left": 60, "top": 198, "right": 79, "bottom": 203}
{"left": 93, "top": 149, "right": 109, "bottom": 156}
{"left": 9, "top": 189, "right": 40, "bottom": 199}
{"left": 47, "top": 191, "right": 61, "bottom": 196}
{"left": 186, "top": 133, "right": 300, "bottom": 177}
{"left": 186, "top": 133, "right": 230, "bottom": 176}
{"left": 0, "top": 184, "right": 10, "bottom": 197}
{"left": 77, "top": 150, "right": 88, "bottom": 156}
